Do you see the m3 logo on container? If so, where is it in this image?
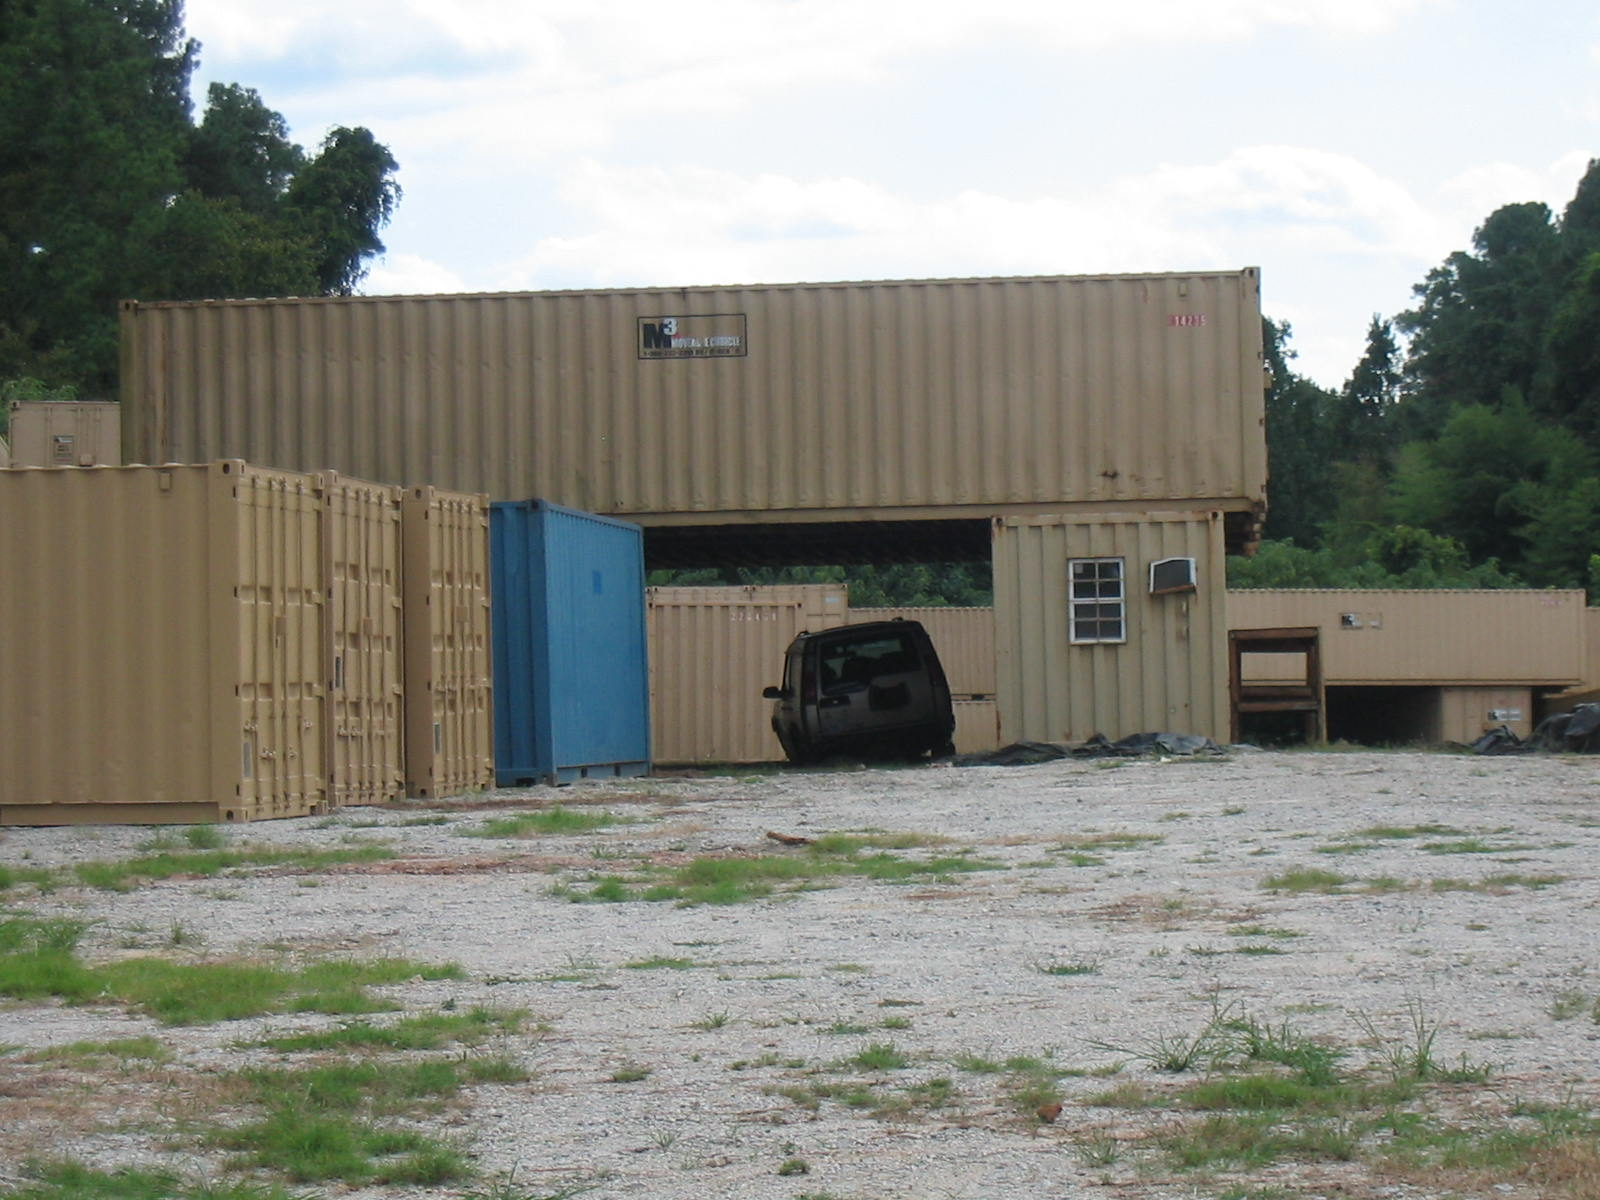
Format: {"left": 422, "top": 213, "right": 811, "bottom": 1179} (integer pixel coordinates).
{"left": 637, "top": 313, "right": 747, "bottom": 359}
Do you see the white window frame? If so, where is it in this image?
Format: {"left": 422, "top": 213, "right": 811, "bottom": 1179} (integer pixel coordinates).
{"left": 1068, "top": 557, "right": 1126, "bottom": 645}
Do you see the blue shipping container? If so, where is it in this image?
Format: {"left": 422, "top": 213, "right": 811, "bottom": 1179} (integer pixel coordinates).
{"left": 490, "top": 500, "right": 651, "bottom": 786}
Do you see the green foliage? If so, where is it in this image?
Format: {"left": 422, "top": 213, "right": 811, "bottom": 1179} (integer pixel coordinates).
{"left": 647, "top": 562, "right": 992, "bottom": 607}
{"left": 1227, "top": 529, "right": 1517, "bottom": 590}
{"left": 0, "top": 0, "right": 399, "bottom": 391}
{"left": 1260, "top": 318, "right": 1339, "bottom": 546}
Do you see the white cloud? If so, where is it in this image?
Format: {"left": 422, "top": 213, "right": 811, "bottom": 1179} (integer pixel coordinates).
{"left": 1437, "top": 153, "right": 1593, "bottom": 232}
{"left": 190, "top": 0, "right": 1444, "bottom": 157}
{"left": 360, "top": 253, "right": 472, "bottom": 296}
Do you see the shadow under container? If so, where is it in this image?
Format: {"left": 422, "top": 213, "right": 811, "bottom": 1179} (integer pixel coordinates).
{"left": 489, "top": 500, "right": 651, "bottom": 786}
{"left": 0, "top": 462, "right": 329, "bottom": 824}
{"left": 402, "top": 486, "right": 494, "bottom": 797}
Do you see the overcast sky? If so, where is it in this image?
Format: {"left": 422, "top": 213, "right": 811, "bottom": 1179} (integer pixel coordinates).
{"left": 184, "top": 0, "right": 1598, "bottom": 389}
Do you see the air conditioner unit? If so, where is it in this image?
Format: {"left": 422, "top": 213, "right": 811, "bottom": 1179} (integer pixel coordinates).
{"left": 1148, "top": 556, "right": 1197, "bottom": 595}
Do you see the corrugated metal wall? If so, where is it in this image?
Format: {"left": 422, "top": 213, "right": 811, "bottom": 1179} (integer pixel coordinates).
{"left": 121, "top": 271, "right": 1265, "bottom": 516}
{"left": 1227, "top": 591, "right": 1586, "bottom": 685}
{"left": 993, "top": 511, "right": 1229, "bottom": 744}
{"left": 401, "top": 487, "right": 494, "bottom": 798}
{"left": 648, "top": 585, "right": 849, "bottom": 763}
{"left": 320, "top": 474, "right": 405, "bottom": 805}
{"left": 0, "top": 463, "right": 329, "bottom": 823}
{"left": 491, "top": 501, "right": 651, "bottom": 785}
{"left": 1438, "top": 686, "right": 1535, "bottom": 741}
{"left": 847, "top": 607, "right": 996, "bottom": 696}
{"left": 7, "top": 401, "right": 122, "bottom": 467}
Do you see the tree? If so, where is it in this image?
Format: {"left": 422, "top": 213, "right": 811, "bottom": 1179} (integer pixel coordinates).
{"left": 1542, "top": 251, "right": 1600, "bottom": 441}
{"left": 1259, "top": 318, "right": 1337, "bottom": 546}
{"left": 185, "top": 83, "right": 304, "bottom": 213}
{"left": 1387, "top": 395, "right": 1594, "bottom": 572}
{"left": 286, "top": 127, "right": 402, "bottom": 295}
{"left": 1332, "top": 315, "right": 1400, "bottom": 462}
{"left": 1397, "top": 202, "right": 1563, "bottom": 437}
{"left": 0, "top": 0, "right": 196, "bottom": 385}
{"left": 0, "top": 0, "right": 400, "bottom": 393}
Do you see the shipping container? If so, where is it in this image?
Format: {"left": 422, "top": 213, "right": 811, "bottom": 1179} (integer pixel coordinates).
{"left": 993, "top": 511, "right": 1230, "bottom": 744}
{"left": 7, "top": 401, "right": 122, "bottom": 467}
{"left": 491, "top": 501, "right": 650, "bottom": 785}
{"left": 1438, "top": 686, "right": 1535, "bottom": 741}
{"left": 320, "top": 473, "right": 405, "bottom": 805}
{"left": 1227, "top": 591, "right": 1586, "bottom": 686}
{"left": 953, "top": 699, "right": 1002, "bottom": 755}
{"left": 121, "top": 272, "right": 1265, "bottom": 525}
{"left": 848, "top": 607, "right": 995, "bottom": 697}
{"left": 648, "top": 585, "right": 848, "bottom": 763}
{"left": 402, "top": 486, "right": 494, "bottom": 796}
{"left": 0, "top": 462, "right": 328, "bottom": 824}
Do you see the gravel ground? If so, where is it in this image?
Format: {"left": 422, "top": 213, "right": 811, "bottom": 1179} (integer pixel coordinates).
{"left": 2, "top": 748, "right": 1599, "bottom": 1200}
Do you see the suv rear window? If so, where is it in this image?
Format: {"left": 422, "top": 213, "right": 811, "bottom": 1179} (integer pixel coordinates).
{"left": 819, "top": 632, "right": 917, "bottom": 692}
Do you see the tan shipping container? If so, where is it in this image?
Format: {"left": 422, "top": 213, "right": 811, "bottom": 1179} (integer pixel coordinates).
{"left": 848, "top": 606, "right": 996, "bottom": 697}
{"left": 953, "top": 699, "right": 1002, "bottom": 755}
{"left": 648, "top": 585, "right": 848, "bottom": 763}
{"left": 7, "top": 401, "right": 122, "bottom": 467}
{"left": 994, "top": 511, "right": 1230, "bottom": 744}
{"left": 320, "top": 473, "right": 405, "bottom": 805}
{"left": 0, "top": 462, "right": 328, "bottom": 824}
{"left": 121, "top": 271, "right": 1265, "bottom": 520}
{"left": 1227, "top": 591, "right": 1586, "bottom": 686}
{"left": 401, "top": 486, "right": 494, "bottom": 796}
{"left": 1438, "top": 686, "right": 1535, "bottom": 741}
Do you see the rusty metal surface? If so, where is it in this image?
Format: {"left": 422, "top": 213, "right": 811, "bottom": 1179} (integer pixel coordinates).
{"left": 121, "top": 271, "right": 1265, "bottom": 517}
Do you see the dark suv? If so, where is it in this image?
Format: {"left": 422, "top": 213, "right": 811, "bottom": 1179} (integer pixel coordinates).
{"left": 762, "top": 620, "right": 955, "bottom": 764}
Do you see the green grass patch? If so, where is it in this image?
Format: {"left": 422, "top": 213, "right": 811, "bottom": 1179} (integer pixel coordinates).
{"left": 206, "top": 1056, "right": 508, "bottom": 1185}
{"left": 850, "top": 1041, "right": 910, "bottom": 1070}
{"left": 0, "top": 1160, "right": 310, "bottom": 1199}
{"left": 462, "top": 805, "right": 634, "bottom": 838}
{"left": 22, "top": 1035, "right": 170, "bottom": 1066}
{"left": 2, "top": 931, "right": 463, "bottom": 1026}
{"left": 0, "top": 865, "right": 57, "bottom": 892}
{"left": 1261, "top": 867, "right": 1349, "bottom": 893}
{"left": 559, "top": 838, "right": 1003, "bottom": 905}
{"left": 255, "top": 1006, "right": 525, "bottom": 1052}
{"left": 71, "top": 844, "right": 395, "bottom": 891}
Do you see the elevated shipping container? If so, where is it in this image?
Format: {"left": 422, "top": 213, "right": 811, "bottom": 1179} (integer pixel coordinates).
{"left": 7, "top": 401, "right": 122, "bottom": 467}
{"left": 120, "top": 272, "right": 1266, "bottom": 524}
{"left": 0, "top": 462, "right": 328, "bottom": 824}
{"left": 491, "top": 501, "right": 650, "bottom": 785}
{"left": 402, "top": 486, "right": 494, "bottom": 797}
